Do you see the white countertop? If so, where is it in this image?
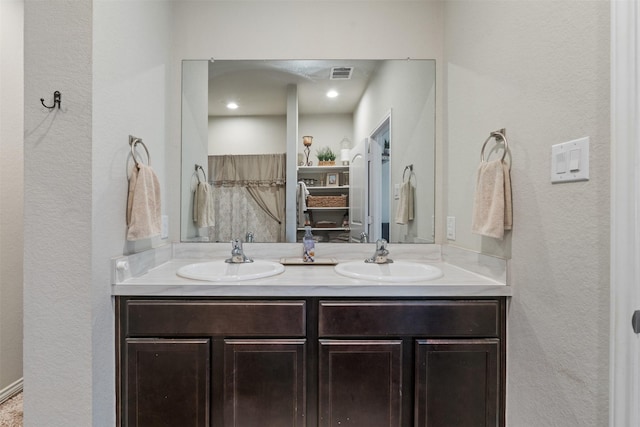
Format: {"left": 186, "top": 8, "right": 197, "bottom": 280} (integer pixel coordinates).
{"left": 112, "top": 258, "right": 511, "bottom": 298}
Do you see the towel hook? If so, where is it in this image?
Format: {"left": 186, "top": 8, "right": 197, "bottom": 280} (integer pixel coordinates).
{"left": 195, "top": 164, "right": 207, "bottom": 183}
{"left": 129, "top": 135, "right": 150, "bottom": 167}
{"left": 403, "top": 164, "right": 414, "bottom": 182}
{"left": 40, "top": 91, "right": 61, "bottom": 109}
{"left": 480, "top": 128, "right": 509, "bottom": 162}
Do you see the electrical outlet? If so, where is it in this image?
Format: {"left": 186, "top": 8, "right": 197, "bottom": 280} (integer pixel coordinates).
{"left": 161, "top": 215, "right": 169, "bottom": 239}
{"left": 446, "top": 216, "right": 456, "bottom": 240}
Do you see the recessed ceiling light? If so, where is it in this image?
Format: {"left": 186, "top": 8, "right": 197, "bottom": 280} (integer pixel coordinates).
{"left": 227, "top": 102, "right": 239, "bottom": 110}
{"left": 326, "top": 90, "right": 339, "bottom": 98}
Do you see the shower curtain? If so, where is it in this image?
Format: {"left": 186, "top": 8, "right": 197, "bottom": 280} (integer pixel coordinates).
{"left": 209, "top": 154, "right": 286, "bottom": 242}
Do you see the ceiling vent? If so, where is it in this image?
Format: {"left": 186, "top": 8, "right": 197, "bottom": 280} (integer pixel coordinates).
{"left": 330, "top": 66, "right": 354, "bottom": 80}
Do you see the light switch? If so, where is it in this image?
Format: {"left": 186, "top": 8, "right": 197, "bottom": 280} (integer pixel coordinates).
{"left": 569, "top": 149, "right": 580, "bottom": 171}
{"left": 551, "top": 137, "right": 589, "bottom": 183}
{"left": 556, "top": 152, "right": 567, "bottom": 174}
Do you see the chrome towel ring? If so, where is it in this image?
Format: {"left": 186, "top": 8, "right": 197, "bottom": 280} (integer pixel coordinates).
{"left": 195, "top": 164, "right": 207, "bottom": 183}
{"left": 481, "top": 128, "right": 509, "bottom": 162}
{"left": 129, "top": 135, "right": 150, "bottom": 167}
{"left": 402, "top": 164, "right": 414, "bottom": 182}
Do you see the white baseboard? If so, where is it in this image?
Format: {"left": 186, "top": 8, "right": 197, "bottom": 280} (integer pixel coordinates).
{"left": 0, "top": 378, "right": 23, "bottom": 405}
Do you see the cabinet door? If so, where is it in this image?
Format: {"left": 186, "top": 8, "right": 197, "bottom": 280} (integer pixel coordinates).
{"left": 415, "top": 339, "right": 500, "bottom": 427}
{"left": 319, "top": 340, "right": 403, "bottom": 427}
{"left": 124, "top": 338, "right": 210, "bottom": 427}
{"left": 224, "top": 339, "right": 306, "bottom": 427}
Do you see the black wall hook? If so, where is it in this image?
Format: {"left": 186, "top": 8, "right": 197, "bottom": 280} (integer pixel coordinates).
{"left": 40, "top": 91, "right": 61, "bottom": 109}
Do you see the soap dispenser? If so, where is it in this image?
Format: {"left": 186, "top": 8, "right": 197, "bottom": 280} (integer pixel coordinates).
{"left": 303, "top": 226, "right": 315, "bottom": 262}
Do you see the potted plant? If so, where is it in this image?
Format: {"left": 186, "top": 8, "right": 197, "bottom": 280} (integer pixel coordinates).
{"left": 316, "top": 147, "right": 336, "bottom": 166}
{"left": 326, "top": 148, "right": 336, "bottom": 165}
{"left": 316, "top": 147, "right": 327, "bottom": 165}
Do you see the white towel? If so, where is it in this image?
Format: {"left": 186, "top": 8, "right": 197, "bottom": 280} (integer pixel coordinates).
{"left": 297, "top": 181, "right": 310, "bottom": 226}
{"left": 394, "top": 181, "right": 415, "bottom": 225}
{"left": 193, "top": 181, "right": 215, "bottom": 228}
{"left": 126, "top": 164, "right": 161, "bottom": 240}
{"left": 471, "top": 159, "right": 512, "bottom": 239}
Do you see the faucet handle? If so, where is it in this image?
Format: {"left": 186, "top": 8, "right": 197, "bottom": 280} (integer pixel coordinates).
{"left": 376, "top": 239, "right": 388, "bottom": 251}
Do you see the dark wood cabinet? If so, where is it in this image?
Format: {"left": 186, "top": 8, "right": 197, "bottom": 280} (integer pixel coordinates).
{"left": 117, "top": 297, "right": 506, "bottom": 427}
{"left": 118, "top": 299, "right": 307, "bottom": 427}
{"left": 318, "top": 340, "right": 403, "bottom": 427}
{"left": 415, "top": 339, "right": 500, "bottom": 427}
{"left": 124, "top": 338, "right": 210, "bottom": 427}
{"left": 223, "top": 339, "right": 307, "bottom": 427}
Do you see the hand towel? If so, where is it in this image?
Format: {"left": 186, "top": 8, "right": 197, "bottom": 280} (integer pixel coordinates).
{"left": 297, "top": 181, "right": 310, "bottom": 226}
{"left": 193, "top": 181, "right": 215, "bottom": 228}
{"left": 395, "top": 180, "right": 415, "bottom": 225}
{"left": 471, "top": 159, "right": 512, "bottom": 239}
{"left": 126, "top": 164, "right": 161, "bottom": 240}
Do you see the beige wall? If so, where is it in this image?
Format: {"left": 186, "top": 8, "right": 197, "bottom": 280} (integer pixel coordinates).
{"left": 0, "top": 0, "right": 24, "bottom": 397}
{"left": 444, "top": 1, "right": 610, "bottom": 425}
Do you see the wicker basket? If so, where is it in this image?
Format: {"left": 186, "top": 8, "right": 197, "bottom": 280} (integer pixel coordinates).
{"left": 307, "top": 194, "right": 348, "bottom": 208}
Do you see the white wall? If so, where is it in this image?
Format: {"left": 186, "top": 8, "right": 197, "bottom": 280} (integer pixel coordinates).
{"left": 299, "top": 114, "right": 353, "bottom": 163}
{"left": 23, "top": 1, "right": 93, "bottom": 424}
{"left": 209, "top": 115, "right": 287, "bottom": 155}
{"left": 24, "top": 1, "right": 173, "bottom": 426}
{"left": 0, "top": 0, "right": 24, "bottom": 397}
{"left": 93, "top": 1, "right": 172, "bottom": 425}
{"left": 444, "top": 1, "right": 610, "bottom": 425}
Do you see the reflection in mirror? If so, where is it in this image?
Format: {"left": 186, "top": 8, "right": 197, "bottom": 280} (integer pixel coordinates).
{"left": 181, "top": 59, "right": 436, "bottom": 244}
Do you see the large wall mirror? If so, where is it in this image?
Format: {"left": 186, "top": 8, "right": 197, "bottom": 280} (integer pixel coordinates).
{"left": 181, "top": 59, "right": 436, "bottom": 244}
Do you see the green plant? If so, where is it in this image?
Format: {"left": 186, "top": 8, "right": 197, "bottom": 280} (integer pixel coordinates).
{"left": 316, "top": 147, "right": 327, "bottom": 161}
{"left": 316, "top": 146, "right": 336, "bottom": 162}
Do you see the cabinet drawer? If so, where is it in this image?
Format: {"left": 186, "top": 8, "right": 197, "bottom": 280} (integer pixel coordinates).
{"left": 319, "top": 300, "right": 500, "bottom": 337}
{"left": 125, "top": 300, "right": 306, "bottom": 337}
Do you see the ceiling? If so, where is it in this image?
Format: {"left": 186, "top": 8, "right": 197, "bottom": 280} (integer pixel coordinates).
{"left": 207, "top": 60, "right": 380, "bottom": 116}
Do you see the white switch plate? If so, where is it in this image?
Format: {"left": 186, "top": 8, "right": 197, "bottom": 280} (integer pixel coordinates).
{"left": 446, "top": 216, "right": 456, "bottom": 240}
{"left": 551, "top": 137, "right": 589, "bottom": 183}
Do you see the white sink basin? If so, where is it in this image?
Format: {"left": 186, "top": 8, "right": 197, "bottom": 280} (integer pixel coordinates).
{"left": 177, "top": 260, "right": 285, "bottom": 282}
{"left": 334, "top": 260, "right": 443, "bottom": 283}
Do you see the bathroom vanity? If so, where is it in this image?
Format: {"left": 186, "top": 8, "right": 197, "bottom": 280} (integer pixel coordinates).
{"left": 117, "top": 296, "right": 505, "bottom": 427}
{"left": 113, "top": 244, "right": 510, "bottom": 427}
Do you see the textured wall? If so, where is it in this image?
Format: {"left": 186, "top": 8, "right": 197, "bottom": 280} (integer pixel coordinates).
{"left": 24, "top": 1, "right": 173, "bottom": 426}
{"left": 92, "top": 1, "right": 172, "bottom": 425}
{"left": 0, "top": 0, "right": 24, "bottom": 395}
{"left": 444, "top": 1, "right": 610, "bottom": 425}
{"left": 23, "top": 1, "right": 93, "bottom": 425}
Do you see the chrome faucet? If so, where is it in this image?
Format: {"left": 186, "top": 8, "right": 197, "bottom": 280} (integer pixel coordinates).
{"left": 225, "top": 239, "right": 253, "bottom": 263}
{"left": 245, "top": 231, "right": 255, "bottom": 243}
{"left": 359, "top": 231, "right": 369, "bottom": 243}
{"left": 365, "top": 239, "right": 393, "bottom": 264}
